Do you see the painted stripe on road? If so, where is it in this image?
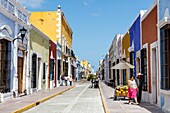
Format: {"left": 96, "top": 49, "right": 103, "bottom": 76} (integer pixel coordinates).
{"left": 62, "top": 83, "right": 90, "bottom": 113}
{"left": 99, "top": 84, "right": 110, "bottom": 113}
{"left": 11, "top": 86, "right": 75, "bottom": 113}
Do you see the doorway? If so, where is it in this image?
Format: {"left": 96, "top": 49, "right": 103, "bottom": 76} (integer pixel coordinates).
{"left": 31, "top": 54, "right": 37, "bottom": 88}
{"left": 152, "top": 48, "right": 157, "bottom": 104}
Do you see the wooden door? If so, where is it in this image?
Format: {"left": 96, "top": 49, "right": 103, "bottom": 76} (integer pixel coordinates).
{"left": 18, "top": 57, "right": 24, "bottom": 94}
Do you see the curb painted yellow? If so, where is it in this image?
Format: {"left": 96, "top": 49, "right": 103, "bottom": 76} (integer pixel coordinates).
{"left": 99, "top": 84, "right": 110, "bottom": 113}
{"left": 11, "top": 86, "right": 75, "bottom": 113}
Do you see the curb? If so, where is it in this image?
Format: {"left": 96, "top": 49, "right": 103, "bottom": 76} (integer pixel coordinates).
{"left": 11, "top": 86, "right": 75, "bottom": 113}
{"left": 99, "top": 83, "right": 110, "bottom": 113}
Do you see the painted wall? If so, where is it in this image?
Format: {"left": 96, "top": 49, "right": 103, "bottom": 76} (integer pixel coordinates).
{"left": 105, "top": 54, "right": 109, "bottom": 83}
{"left": 122, "top": 32, "right": 130, "bottom": 83}
{"left": 0, "top": 12, "right": 15, "bottom": 38}
{"left": 129, "top": 15, "right": 141, "bottom": 77}
{"left": 30, "top": 29, "right": 49, "bottom": 89}
{"left": 142, "top": 6, "right": 158, "bottom": 93}
{"left": 122, "top": 32, "right": 130, "bottom": 59}
{"left": 30, "top": 30, "right": 49, "bottom": 63}
{"left": 30, "top": 11, "right": 73, "bottom": 47}
{"left": 61, "top": 16, "right": 73, "bottom": 46}
{"left": 118, "top": 37, "right": 122, "bottom": 57}
{"left": 81, "top": 60, "right": 88, "bottom": 69}
{"left": 30, "top": 12, "right": 58, "bottom": 42}
{"left": 158, "top": 0, "right": 170, "bottom": 109}
{"left": 49, "top": 40, "right": 57, "bottom": 88}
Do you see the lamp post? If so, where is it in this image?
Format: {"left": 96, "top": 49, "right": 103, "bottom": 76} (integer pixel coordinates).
{"left": 13, "top": 27, "right": 27, "bottom": 43}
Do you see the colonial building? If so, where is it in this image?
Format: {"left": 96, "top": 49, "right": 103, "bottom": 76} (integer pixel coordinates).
{"left": 121, "top": 32, "right": 130, "bottom": 85}
{"left": 0, "top": 0, "right": 30, "bottom": 102}
{"left": 30, "top": 5, "right": 75, "bottom": 86}
{"left": 128, "top": 10, "right": 146, "bottom": 78}
{"left": 157, "top": 0, "right": 170, "bottom": 112}
{"left": 141, "top": 1, "right": 159, "bottom": 105}
{"left": 29, "top": 25, "right": 50, "bottom": 93}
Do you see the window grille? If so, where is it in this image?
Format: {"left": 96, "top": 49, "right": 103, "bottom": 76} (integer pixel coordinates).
{"left": 160, "top": 25, "right": 170, "bottom": 89}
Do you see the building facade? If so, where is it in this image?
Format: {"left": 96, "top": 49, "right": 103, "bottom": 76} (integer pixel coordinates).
{"left": 30, "top": 6, "right": 74, "bottom": 85}
{"left": 141, "top": 2, "right": 159, "bottom": 104}
{"left": 104, "top": 53, "right": 109, "bottom": 84}
{"left": 49, "top": 40, "right": 57, "bottom": 89}
{"left": 0, "top": 0, "right": 30, "bottom": 102}
{"left": 157, "top": 0, "right": 170, "bottom": 112}
{"left": 29, "top": 25, "right": 50, "bottom": 93}
{"left": 122, "top": 32, "right": 130, "bottom": 85}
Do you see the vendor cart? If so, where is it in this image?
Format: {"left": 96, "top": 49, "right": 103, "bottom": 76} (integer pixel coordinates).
{"left": 114, "top": 85, "right": 128, "bottom": 100}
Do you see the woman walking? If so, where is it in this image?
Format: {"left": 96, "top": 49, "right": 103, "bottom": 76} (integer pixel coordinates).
{"left": 127, "top": 75, "right": 139, "bottom": 105}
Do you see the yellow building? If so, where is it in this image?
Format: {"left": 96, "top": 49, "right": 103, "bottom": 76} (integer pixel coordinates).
{"left": 122, "top": 32, "right": 130, "bottom": 84}
{"left": 80, "top": 60, "right": 91, "bottom": 78}
{"left": 30, "top": 5, "right": 72, "bottom": 46}
{"left": 30, "top": 5, "right": 75, "bottom": 81}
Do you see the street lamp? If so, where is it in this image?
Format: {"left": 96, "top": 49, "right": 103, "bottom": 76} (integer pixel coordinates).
{"left": 13, "top": 27, "right": 27, "bottom": 43}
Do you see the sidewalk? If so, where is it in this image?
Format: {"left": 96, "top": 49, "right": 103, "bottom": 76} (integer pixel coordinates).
{"left": 99, "top": 81, "right": 164, "bottom": 113}
{"left": 0, "top": 80, "right": 84, "bottom": 113}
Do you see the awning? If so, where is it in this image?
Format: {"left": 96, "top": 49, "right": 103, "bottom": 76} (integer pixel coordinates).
{"left": 111, "top": 60, "right": 134, "bottom": 69}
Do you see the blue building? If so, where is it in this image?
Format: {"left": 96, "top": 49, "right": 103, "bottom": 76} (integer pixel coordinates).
{"left": 0, "top": 0, "right": 30, "bottom": 102}
{"left": 158, "top": 0, "right": 170, "bottom": 112}
{"left": 128, "top": 10, "right": 146, "bottom": 78}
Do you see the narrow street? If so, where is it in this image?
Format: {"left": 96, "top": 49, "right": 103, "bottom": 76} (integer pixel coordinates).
{"left": 24, "top": 82, "right": 104, "bottom": 113}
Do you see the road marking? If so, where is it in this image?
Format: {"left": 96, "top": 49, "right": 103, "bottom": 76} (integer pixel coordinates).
{"left": 62, "top": 83, "right": 90, "bottom": 113}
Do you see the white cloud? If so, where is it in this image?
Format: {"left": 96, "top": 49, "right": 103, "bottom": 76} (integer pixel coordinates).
{"left": 83, "top": 2, "right": 89, "bottom": 7}
{"left": 91, "top": 13, "right": 100, "bottom": 17}
{"left": 18, "top": 0, "right": 45, "bottom": 8}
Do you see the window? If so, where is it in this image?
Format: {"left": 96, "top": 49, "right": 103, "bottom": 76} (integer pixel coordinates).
{"left": 18, "top": 10, "right": 22, "bottom": 20}
{"left": 160, "top": 24, "right": 170, "bottom": 89}
{"left": 23, "top": 14, "right": 27, "bottom": 23}
{"left": 43, "top": 63, "right": 46, "bottom": 80}
{"left": 130, "top": 52, "right": 134, "bottom": 77}
{"left": 57, "top": 60, "right": 61, "bottom": 80}
{"left": 112, "top": 62, "right": 115, "bottom": 87}
{"left": 50, "top": 59, "right": 54, "bottom": 80}
{"left": 141, "top": 48, "right": 147, "bottom": 91}
{"left": 117, "top": 59, "right": 120, "bottom": 85}
{"left": 109, "top": 61, "right": 111, "bottom": 79}
{"left": 1, "top": 0, "right": 7, "bottom": 9}
{"left": 31, "top": 54, "right": 37, "bottom": 88}
{"left": 8, "top": 2, "right": 14, "bottom": 14}
{"left": 0, "top": 39, "right": 11, "bottom": 93}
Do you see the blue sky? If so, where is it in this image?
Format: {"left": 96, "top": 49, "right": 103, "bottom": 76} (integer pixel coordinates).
{"left": 19, "top": 0, "right": 154, "bottom": 71}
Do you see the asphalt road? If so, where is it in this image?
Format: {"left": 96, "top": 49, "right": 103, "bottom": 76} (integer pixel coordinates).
{"left": 24, "top": 82, "right": 104, "bottom": 113}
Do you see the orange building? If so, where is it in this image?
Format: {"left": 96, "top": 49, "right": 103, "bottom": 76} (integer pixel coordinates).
{"left": 141, "top": 3, "right": 158, "bottom": 104}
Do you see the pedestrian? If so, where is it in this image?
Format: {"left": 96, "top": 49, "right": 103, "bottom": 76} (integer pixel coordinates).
{"left": 127, "top": 75, "right": 139, "bottom": 105}
{"left": 91, "top": 78, "right": 94, "bottom": 88}
{"left": 61, "top": 75, "right": 65, "bottom": 86}
{"left": 69, "top": 76, "right": 73, "bottom": 86}
{"left": 136, "top": 73, "right": 143, "bottom": 103}
{"left": 64, "top": 74, "right": 68, "bottom": 86}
